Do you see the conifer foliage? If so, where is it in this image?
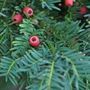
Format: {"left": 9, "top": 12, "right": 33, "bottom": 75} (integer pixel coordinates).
{"left": 0, "top": 0, "right": 90, "bottom": 90}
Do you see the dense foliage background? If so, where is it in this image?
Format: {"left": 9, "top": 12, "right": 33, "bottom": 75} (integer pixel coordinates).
{"left": 0, "top": 0, "right": 90, "bottom": 90}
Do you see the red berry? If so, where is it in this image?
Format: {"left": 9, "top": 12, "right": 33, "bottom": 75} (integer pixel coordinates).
{"left": 80, "top": 6, "right": 88, "bottom": 15}
{"left": 23, "top": 7, "right": 33, "bottom": 17}
{"left": 65, "top": 0, "right": 73, "bottom": 7}
{"left": 29, "top": 36, "right": 40, "bottom": 47}
{"left": 12, "top": 13, "right": 23, "bottom": 24}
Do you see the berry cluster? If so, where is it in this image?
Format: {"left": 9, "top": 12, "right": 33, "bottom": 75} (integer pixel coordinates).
{"left": 12, "top": 7, "right": 40, "bottom": 48}
{"left": 12, "top": 7, "right": 33, "bottom": 24}
{"left": 66, "top": 0, "right": 87, "bottom": 14}
{"left": 65, "top": 0, "right": 88, "bottom": 14}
